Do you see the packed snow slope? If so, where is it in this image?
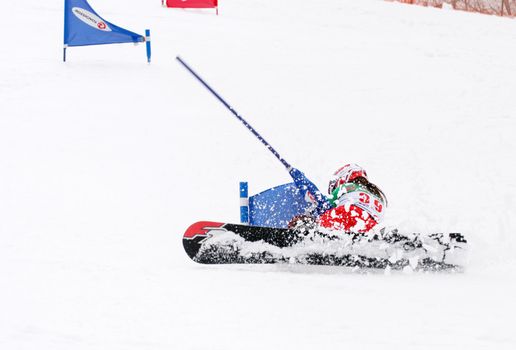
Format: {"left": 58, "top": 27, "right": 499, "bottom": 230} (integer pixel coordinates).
{"left": 1, "top": 0, "right": 515, "bottom": 349}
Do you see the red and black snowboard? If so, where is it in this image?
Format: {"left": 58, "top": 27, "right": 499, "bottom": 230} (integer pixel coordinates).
{"left": 183, "top": 221, "right": 468, "bottom": 271}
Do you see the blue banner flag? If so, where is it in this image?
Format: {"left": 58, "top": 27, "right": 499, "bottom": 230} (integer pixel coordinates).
{"left": 63, "top": 0, "right": 149, "bottom": 61}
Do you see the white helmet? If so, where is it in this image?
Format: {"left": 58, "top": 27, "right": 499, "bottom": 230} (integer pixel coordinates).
{"left": 328, "top": 163, "right": 368, "bottom": 194}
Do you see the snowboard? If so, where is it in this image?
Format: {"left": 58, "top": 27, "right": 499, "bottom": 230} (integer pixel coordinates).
{"left": 183, "top": 221, "right": 468, "bottom": 271}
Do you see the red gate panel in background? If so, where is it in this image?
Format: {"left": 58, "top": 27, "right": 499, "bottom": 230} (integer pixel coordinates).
{"left": 164, "top": 0, "right": 218, "bottom": 14}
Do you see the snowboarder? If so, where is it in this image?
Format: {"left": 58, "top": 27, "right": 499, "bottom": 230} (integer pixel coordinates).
{"left": 289, "top": 164, "right": 387, "bottom": 233}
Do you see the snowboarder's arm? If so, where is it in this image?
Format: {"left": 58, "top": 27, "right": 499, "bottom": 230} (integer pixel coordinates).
{"left": 289, "top": 168, "right": 332, "bottom": 215}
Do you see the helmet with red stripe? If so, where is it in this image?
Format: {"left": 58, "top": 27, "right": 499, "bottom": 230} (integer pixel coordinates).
{"left": 328, "top": 163, "right": 368, "bottom": 194}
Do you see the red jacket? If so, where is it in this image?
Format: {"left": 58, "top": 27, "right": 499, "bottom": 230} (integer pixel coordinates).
{"left": 317, "top": 183, "right": 385, "bottom": 233}
{"left": 318, "top": 204, "right": 378, "bottom": 232}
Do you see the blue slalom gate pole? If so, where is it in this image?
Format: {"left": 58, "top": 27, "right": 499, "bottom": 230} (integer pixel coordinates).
{"left": 145, "top": 29, "right": 151, "bottom": 63}
{"left": 239, "top": 182, "right": 249, "bottom": 224}
{"left": 175, "top": 56, "right": 292, "bottom": 171}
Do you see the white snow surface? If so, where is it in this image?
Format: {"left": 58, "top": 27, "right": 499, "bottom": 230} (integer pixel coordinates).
{"left": 1, "top": 0, "right": 516, "bottom": 349}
